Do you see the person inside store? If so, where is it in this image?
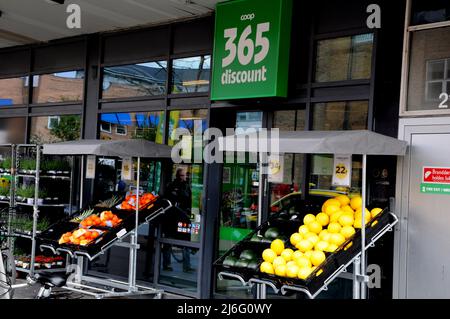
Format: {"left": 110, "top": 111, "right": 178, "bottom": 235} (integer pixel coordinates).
{"left": 161, "top": 167, "right": 194, "bottom": 272}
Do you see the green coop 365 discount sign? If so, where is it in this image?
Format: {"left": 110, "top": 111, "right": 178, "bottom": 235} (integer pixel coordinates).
{"left": 211, "top": 0, "right": 292, "bottom": 100}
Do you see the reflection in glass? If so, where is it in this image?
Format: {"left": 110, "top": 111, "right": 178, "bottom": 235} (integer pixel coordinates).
{"left": 159, "top": 244, "right": 199, "bottom": 291}
{"left": 312, "top": 101, "right": 368, "bottom": 131}
{"left": 315, "top": 33, "right": 373, "bottom": 82}
{"left": 32, "top": 71, "right": 85, "bottom": 104}
{"left": 411, "top": 0, "right": 450, "bottom": 25}
{"left": 102, "top": 61, "right": 167, "bottom": 99}
{"left": 99, "top": 112, "right": 165, "bottom": 143}
{"left": 0, "top": 117, "right": 26, "bottom": 144}
{"left": 407, "top": 27, "right": 450, "bottom": 111}
{"left": 0, "top": 77, "right": 28, "bottom": 106}
{"left": 30, "top": 115, "right": 81, "bottom": 144}
{"left": 171, "top": 56, "right": 210, "bottom": 94}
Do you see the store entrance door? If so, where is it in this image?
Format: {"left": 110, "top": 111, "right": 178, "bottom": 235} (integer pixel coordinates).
{"left": 395, "top": 118, "right": 450, "bottom": 298}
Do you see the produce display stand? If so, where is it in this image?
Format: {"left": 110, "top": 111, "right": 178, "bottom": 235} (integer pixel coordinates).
{"left": 216, "top": 130, "right": 407, "bottom": 299}
{"left": 37, "top": 139, "right": 173, "bottom": 299}
{"left": 0, "top": 144, "right": 71, "bottom": 279}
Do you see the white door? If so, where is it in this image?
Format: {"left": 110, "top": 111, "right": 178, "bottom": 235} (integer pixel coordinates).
{"left": 394, "top": 117, "right": 450, "bottom": 298}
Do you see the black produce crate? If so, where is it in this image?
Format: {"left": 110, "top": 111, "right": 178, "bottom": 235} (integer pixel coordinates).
{"left": 215, "top": 203, "right": 392, "bottom": 297}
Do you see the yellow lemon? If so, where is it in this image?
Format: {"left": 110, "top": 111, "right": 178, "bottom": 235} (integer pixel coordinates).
{"left": 341, "top": 225, "right": 356, "bottom": 239}
{"left": 260, "top": 261, "right": 274, "bottom": 274}
{"left": 296, "top": 239, "right": 314, "bottom": 253}
{"left": 322, "top": 198, "right": 341, "bottom": 212}
{"left": 305, "top": 233, "right": 319, "bottom": 245}
{"left": 319, "top": 230, "right": 329, "bottom": 240}
{"left": 295, "top": 256, "right": 312, "bottom": 268}
{"left": 335, "top": 195, "right": 350, "bottom": 206}
{"left": 325, "top": 243, "right": 338, "bottom": 253}
{"left": 350, "top": 196, "right": 363, "bottom": 210}
{"left": 330, "top": 210, "right": 344, "bottom": 223}
{"left": 355, "top": 209, "right": 371, "bottom": 223}
{"left": 281, "top": 248, "right": 294, "bottom": 262}
{"left": 307, "top": 221, "right": 323, "bottom": 234}
{"left": 275, "top": 264, "right": 287, "bottom": 277}
{"left": 338, "top": 214, "right": 354, "bottom": 227}
{"left": 328, "top": 222, "right": 342, "bottom": 233}
{"left": 303, "top": 214, "right": 316, "bottom": 225}
{"left": 297, "top": 267, "right": 313, "bottom": 280}
{"left": 310, "top": 250, "right": 326, "bottom": 266}
{"left": 315, "top": 240, "right": 329, "bottom": 251}
{"left": 371, "top": 208, "right": 383, "bottom": 219}
{"left": 342, "top": 205, "right": 354, "bottom": 215}
{"left": 286, "top": 264, "right": 300, "bottom": 278}
{"left": 298, "top": 225, "right": 310, "bottom": 236}
{"left": 262, "top": 249, "right": 277, "bottom": 263}
{"left": 290, "top": 232, "right": 302, "bottom": 246}
{"left": 273, "top": 256, "right": 286, "bottom": 269}
{"left": 325, "top": 205, "right": 341, "bottom": 217}
{"left": 286, "top": 261, "right": 297, "bottom": 268}
{"left": 304, "top": 250, "right": 313, "bottom": 259}
{"left": 330, "top": 233, "right": 346, "bottom": 246}
{"left": 270, "top": 239, "right": 285, "bottom": 256}
{"left": 316, "top": 213, "right": 330, "bottom": 226}
{"left": 293, "top": 250, "right": 303, "bottom": 260}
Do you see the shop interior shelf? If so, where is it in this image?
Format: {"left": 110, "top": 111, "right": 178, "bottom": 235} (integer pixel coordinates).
{"left": 16, "top": 267, "right": 67, "bottom": 274}
{"left": 15, "top": 202, "right": 66, "bottom": 207}
{"left": 214, "top": 206, "right": 397, "bottom": 298}
{"left": 16, "top": 174, "right": 71, "bottom": 180}
{"left": 38, "top": 197, "right": 173, "bottom": 260}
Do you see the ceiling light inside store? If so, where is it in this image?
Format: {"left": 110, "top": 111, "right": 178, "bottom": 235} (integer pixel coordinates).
{"left": 44, "top": 0, "right": 65, "bottom": 4}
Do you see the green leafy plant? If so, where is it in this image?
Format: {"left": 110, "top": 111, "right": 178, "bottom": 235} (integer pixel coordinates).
{"left": 19, "top": 158, "right": 36, "bottom": 171}
{"left": 0, "top": 157, "right": 12, "bottom": 170}
{"left": 16, "top": 185, "right": 35, "bottom": 199}
{"left": 42, "top": 159, "right": 70, "bottom": 172}
{"left": 0, "top": 186, "right": 10, "bottom": 197}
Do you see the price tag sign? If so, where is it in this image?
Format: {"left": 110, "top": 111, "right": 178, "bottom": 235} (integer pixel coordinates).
{"left": 85, "top": 155, "right": 96, "bottom": 179}
{"left": 268, "top": 154, "right": 284, "bottom": 183}
{"left": 211, "top": 0, "right": 292, "bottom": 100}
{"left": 121, "top": 157, "right": 132, "bottom": 181}
{"left": 332, "top": 155, "right": 352, "bottom": 187}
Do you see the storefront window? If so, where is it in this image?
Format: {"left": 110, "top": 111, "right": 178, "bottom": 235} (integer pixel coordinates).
{"left": 0, "top": 117, "right": 26, "bottom": 144}
{"left": 29, "top": 115, "right": 81, "bottom": 144}
{"left": 312, "top": 101, "right": 368, "bottom": 130}
{"left": 171, "top": 56, "right": 210, "bottom": 94}
{"left": 32, "top": 71, "right": 85, "bottom": 104}
{"left": 164, "top": 109, "right": 207, "bottom": 243}
{"left": 407, "top": 26, "right": 450, "bottom": 111}
{"left": 159, "top": 244, "right": 199, "bottom": 291}
{"left": 99, "top": 111, "right": 165, "bottom": 143}
{"left": 102, "top": 61, "right": 167, "bottom": 99}
{"left": 0, "top": 77, "right": 28, "bottom": 106}
{"left": 315, "top": 33, "right": 373, "bottom": 82}
{"left": 269, "top": 110, "right": 306, "bottom": 214}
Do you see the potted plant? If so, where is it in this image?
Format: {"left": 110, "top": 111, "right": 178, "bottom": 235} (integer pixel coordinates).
{"left": 0, "top": 186, "right": 9, "bottom": 201}
{"left": 1, "top": 157, "right": 12, "bottom": 173}
{"left": 17, "top": 185, "right": 35, "bottom": 204}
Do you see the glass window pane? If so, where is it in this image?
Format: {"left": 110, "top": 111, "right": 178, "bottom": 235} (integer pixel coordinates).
{"left": 0, "top": 77, "right": 28, "bottom": 106}
{"left": 159, "top": 244, "right": 199, "bottom": 291}
{"left": 411, "top": 0, "right": 450, "bottom": 25}
{"left": 312, "top": 101, "right": 368, "bottom": 130}
{"left": 171, "top": 56, "right": 210, "bottom": 94}
{"left": 32, "top": 71, "right": 84, "bottom": 104}
{"left": 30, "top": 115, "right": 81, "bottom": 144}
{"left": 99, "top": 111, "right": 165, "bottom": 143}
{"left": 0, "top": 117, "right": 26, "bottom": 144}
{"left": 427, "top": 60, "right": 445, "bottom": 80}
{"left": 315, "top": 34, "right": 373, "bottom": 82}
{"left": 350, "top": 34, "right": 374, "bottom": 80}
{"left": 427, "top": 82, "right": 444, "bottom": 101}
{"left": 407, "top": 27, "right": 450, "bottom": 111}
{"left": 102, "top": 61, "right": 167, "bottom": 99}
{"left": 274, "top": 110, "right": 296, "bottom": 130}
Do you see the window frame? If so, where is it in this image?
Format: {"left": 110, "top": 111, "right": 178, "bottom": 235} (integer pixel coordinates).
{"left": 100, "top": 122, "right": 112, "bottom": 134}
{"left": 115, "top": 124, "right": 127, "bottom": 136}
{"left": 47, "top": 116, "right": 60, "bottom": 129}
{"left": 400, "top": 0, "right": 450, "bottom": 116}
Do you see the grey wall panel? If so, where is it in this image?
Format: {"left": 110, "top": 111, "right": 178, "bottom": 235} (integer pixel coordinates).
{"left": 33, "top": 40, "right": 86, "bottom": 73}
{"left": 102, "top": 27, "right": 169, "bottom": 66}
{"left": 0, "top": 49, "right": 30, "bottom": 77}
{"left": 172, "top": 17, "right": 213, "bottom": 55}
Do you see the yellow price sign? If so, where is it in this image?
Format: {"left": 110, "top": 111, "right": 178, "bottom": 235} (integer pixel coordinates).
{"left": 332, "top": 155, "right": 352, "bottom": 187}
{"left": 335, "top": 163, "right": 348, "bottom": 179}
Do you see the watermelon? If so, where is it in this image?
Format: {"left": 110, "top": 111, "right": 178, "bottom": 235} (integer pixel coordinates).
{"left": 264, "top": 227, "right": 280, "bottom": 239}
{"left": 239, "top": 249, "right": 257, "bottom": 261}
{"left": 223, "top": 256, "right": 238, "bottom": 267}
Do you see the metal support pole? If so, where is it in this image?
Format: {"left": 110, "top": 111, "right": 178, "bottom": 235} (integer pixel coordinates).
{"left": 256, "top": 152, "right": 267, "bottom": 299}
{"left": 353, "top": 257, "right": 361, "bottom": 299}
{"left": 360, "top": 154, "right": 367, "bottom": 299}
{"left": 29, "top": 146, "right": 40, "bottom": 277}
{"left": 128, "top": 157, "right": 140, "bottom": 291}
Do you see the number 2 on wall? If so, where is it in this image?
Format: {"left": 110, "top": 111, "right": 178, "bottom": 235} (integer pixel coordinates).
{"left": 222, "top": 22, "right": 270, "bottom": 68}
{"left": 439, "top": 93, "right": 449, "bottom": 109}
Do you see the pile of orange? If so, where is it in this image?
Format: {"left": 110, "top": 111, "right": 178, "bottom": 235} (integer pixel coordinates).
{"left": 121, "top": 193, "right": 157, "bottom": 210}
{"left": 58, "top": 228, "right": 102, "bottom": 246}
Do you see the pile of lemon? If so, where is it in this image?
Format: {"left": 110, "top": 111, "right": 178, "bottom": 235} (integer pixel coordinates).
{"left": 260, "top": 194, "right": 383, "bottom": 280}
